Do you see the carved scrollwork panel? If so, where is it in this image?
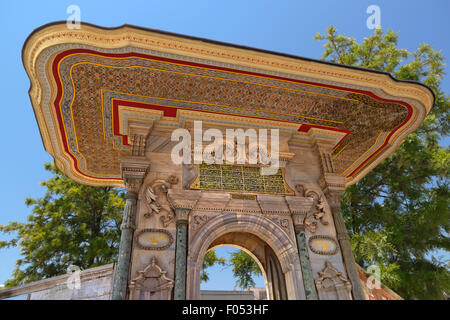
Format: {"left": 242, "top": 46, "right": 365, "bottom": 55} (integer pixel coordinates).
{"left": 142, "top": 175, "right": 179, "bottom": 227}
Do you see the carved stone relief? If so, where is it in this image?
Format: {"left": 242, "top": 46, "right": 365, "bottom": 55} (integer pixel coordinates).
{"left": 142, "top": 176, "right": 179, "bottom": 227}
{"left": 268, "top": 216, "right": 290, "bottom": 233}
{"left": 315, "top": 261, "right": 352, "bottom": 300}
{"left": 129, "top": 257, "right": 174, "bottom": 300}
{"left": 191, "top": 214, "right": 211, "bottom": 231}
{"left": 303, "top": 189, "right": 329, "bottom": 233}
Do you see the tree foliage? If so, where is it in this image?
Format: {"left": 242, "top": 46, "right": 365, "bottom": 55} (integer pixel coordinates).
{"left": 0, "top": 163, "right": 125, "bottom": 287}
{"left": 201, "top": 249, "right": 227, "bottom": 282}
{"left": 229, "top": 250, "right": 262, "bottom": 290}
{"left": 315, "top": 26, "right": 449, "bottom": 299}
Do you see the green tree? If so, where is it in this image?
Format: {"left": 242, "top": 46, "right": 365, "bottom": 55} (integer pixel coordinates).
{"left": 229, "top": 251, "right": 261, "bottom": 290}
{"left": 314, "top": 27, "right": 449, "bottom": 299}
{"left": 0, "top": 162, "right": 125, "bottom": 287}
{"left": 201, "top": 249, "right": 227, "bottom": 282}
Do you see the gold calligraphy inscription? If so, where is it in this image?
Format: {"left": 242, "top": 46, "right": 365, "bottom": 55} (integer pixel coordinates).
{"left": 189, "top": 164, "right": 294, "bottom": 195}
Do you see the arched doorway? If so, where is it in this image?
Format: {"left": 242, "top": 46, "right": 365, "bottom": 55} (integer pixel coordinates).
{"left": 187, "top": 214, "right": 305, "bottom": 300}
{"left": 205, "top": 233, "right": 287, "bottom": 300}
{"left": 200, "top": 245, "right": 267, "bottom": 300}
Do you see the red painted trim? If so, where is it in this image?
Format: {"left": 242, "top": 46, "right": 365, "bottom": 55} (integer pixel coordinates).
{"left": 112, "top": 99, "right": 351, "bottom": 147}
{"left": 51, "top": 49, "right": 414, "bottom": 180}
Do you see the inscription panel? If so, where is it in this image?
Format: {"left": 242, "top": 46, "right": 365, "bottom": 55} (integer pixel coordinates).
{"left": 308, "top": 235, "right": 339, "bottom": 255}
{"left": 189, "top": 164, "right": 294, "bottom": 195}
{"left": 135, "top": 229, "right": 174, "bottom": 250}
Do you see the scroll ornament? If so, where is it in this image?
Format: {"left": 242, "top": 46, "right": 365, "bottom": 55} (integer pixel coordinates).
{"left": 143, "top": 175, "right": 179, "bottom": 227}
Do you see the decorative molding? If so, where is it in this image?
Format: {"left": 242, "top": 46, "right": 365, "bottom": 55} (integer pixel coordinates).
{"left": 318, "top": 173, "right": 346, "bottom": 195}
{"left": 315, "top": 145, "right": 336, "bottom": 175}
{"left": 285, "top": 195, "right": 315, "bottom": 232}
{"left": 230, "top": 194, "right": 257, "bottom": 200}
{"left": 128, "top": 120, "right": 153, "bottom": 157}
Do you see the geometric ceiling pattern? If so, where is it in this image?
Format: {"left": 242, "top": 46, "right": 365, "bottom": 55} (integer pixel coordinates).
{"left": 22, "top": 22, "right": 434, "bottom": 187}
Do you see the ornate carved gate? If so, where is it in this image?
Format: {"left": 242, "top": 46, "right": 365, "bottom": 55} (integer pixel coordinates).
{"left": 22, "top": 22, "right": 432, "bottom": 300}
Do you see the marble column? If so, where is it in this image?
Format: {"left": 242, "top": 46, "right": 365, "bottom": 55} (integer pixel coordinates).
{"left": 112, "top": 191, "right": 138, "bottom": 300}
{"left": 325, "top": 189, "right": 365, "bottom": 300}
{"left": 294, "top": 224, "right": 318, "bottom": 300}
{"left": 173, "top": 208, "right": 190, "bottom": 300}
{"left": 111, "top": 156, "right": 149, "bottom": 300}
{"left": 286, "top": 196, "right": 317, "bottom": 300}
{"left": 315, "top": 144, "right": 366, "bottom": 300}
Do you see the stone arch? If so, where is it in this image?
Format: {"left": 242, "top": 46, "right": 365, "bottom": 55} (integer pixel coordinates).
{"left": 208, "top": 242, "right": 269, "bottom": 297}
{"left": 208, "top": 233, "right": 268, "bottom": 282}
{"left": 186, "top": 213, "right": 305, "bottom": 300}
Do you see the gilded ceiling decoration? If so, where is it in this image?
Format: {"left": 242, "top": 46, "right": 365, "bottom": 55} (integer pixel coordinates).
{"left": 22, "top": 22, "right": 434, "bottom": 187}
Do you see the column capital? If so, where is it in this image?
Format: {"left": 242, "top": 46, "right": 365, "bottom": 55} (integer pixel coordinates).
{"left": 318, "top": 173, "right": 346, "bottom": 195}
{"left": 120, "top": 156, "right": 150, "bottom": 193}
{"left": 168, "top": 189, "right": 202, "bottom": 225}
{"left": 168, "top": 190, "right": 201, "bottom": 210}
{"left": 174, "top": 208, "right": 190, "bottom": 225}
{"left": 285, "top": 196, "right": 314, "bottom": 232}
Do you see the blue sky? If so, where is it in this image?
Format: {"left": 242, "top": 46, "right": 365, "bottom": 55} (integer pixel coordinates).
{"left": 0, "top": 0, "right": 449, "bottom": 289}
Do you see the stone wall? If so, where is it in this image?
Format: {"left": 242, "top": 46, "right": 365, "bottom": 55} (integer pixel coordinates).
{"left": 0, "top": 264, "right": 114, "bottom": 300}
